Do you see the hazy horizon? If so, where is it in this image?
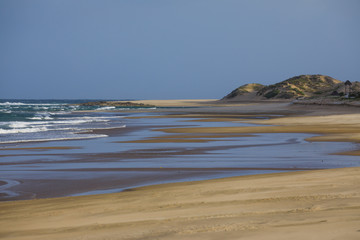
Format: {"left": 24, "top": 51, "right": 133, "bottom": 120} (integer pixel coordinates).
{"left": 1, "top": 0, "right": 359, "bottom": 100}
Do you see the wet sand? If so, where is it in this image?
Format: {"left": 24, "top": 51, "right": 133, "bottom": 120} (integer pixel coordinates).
{"left": 1, "top": 137, "right": 318, "bottom": 200}
{"left": 0, "top": 167, "right": 359, "bottom": 240}
{"left": 1, "top": 101, "right": 360, "bottom": 239}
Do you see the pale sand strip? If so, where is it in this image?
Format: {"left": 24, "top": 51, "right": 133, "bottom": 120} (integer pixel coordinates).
{"left": 0, "top": 167, "right": 359, "bottom": 240}
{"left": 128, "top": 99, "right": 219, "bottom": 107}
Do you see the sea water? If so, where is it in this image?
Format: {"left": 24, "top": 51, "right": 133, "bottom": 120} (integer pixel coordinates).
{"left": 0, "top": 99, "right": 150, "bottom": 143}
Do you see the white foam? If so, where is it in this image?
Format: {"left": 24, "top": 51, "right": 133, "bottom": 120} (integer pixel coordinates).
{"left": 1, "top": 116, "right": 116, "bottom": 134}
{"left": 0, "top": 120, "right": 77, "bottom": 134}
{"left": 0, "top": 134, "right": 109, "bottom": 144}
{"left": 0, "top": 126, "right": 48, "bottom": 134}
{"left": 27, "top": 117, "right": 43, "bottom": 120}
{"left": 0, "top": 109, "right": 11, "bottom": 113}
{"left": 0, "top": 116, "right": 125, "bottom": 135}
{"left": 9, "top": 122, "right": 30, "bottom": 129}
{"left": 27, "top": 115, "right": 53, "bottom": 120}
{"left": 15, "top": 119, "right": 103, "bottom": 126}
{"left": 51, "top": 119, "right": 104, "bottom": 125}
{"left": 0, "top": 103, "right": 126, "bottom": 143}
{"left": 0, "top": 102, "right": 65, "bottom": 106}
{"left": 0, "top": 102, "right": 26, "bottom": 106}
{"left": 59, "top": 116, "right": 124, "bottom": 120}
{"left": 96, "top": 106, "right": 116, "bottom": 111}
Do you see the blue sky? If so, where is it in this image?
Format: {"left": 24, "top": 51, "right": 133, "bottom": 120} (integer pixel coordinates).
{"left": 1, "top": 0, "right": 359, "bottom": 100}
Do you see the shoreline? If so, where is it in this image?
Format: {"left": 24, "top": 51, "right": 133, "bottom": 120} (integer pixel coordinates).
{"left": 1, "top": 101, "right": 360, "bottom": 200}
{"left": 1, "top": 167, "right": 359, "bottom": 240}
{"left": 1, "top": 100, "right": 360, "bottom": 239}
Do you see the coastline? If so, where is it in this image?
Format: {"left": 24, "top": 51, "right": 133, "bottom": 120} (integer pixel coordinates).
{"left": 1, "top": 100, "right": 360, "bottom": 239}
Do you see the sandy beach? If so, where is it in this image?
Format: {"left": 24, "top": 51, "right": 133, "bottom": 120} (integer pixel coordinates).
{"left": 1, "top": 100, "right": 360, "bottom": 239}
{"left": 3, "top": 0, "right": 360, "bottom": 238}
{"left": 0, "top": 167, "right": 359, "bottom": 240}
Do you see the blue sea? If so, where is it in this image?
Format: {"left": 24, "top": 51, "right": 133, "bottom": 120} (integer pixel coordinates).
{"left": 0, "top": 99, "right": 153, "bottom": 143}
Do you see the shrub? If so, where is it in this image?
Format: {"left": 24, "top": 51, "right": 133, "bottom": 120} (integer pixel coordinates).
{"left": 278, "top": 92, "right": 295, "bottom": 99}
{"left": 291, "top": 88, "right": 305, "bottom": 95}
{"left": 264, "top": 90, "right": 279, "bottom": 99}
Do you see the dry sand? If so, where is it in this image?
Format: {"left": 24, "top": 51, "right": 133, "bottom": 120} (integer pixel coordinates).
{"left": 0, "top": 167, "right": 359, "bottom": 240}
{"left": 129, "top": 99, "right": 219, "bottom": 107}
{"left": 1, "top": 101, "right": 360, "bottom": 239}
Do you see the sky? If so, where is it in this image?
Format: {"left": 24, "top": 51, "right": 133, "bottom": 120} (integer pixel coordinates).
{"left": 0, "top": 0, "right": 359, "bottom": 100}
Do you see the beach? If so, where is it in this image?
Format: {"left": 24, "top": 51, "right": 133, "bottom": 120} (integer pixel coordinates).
{"left": 1, "top": 167, "right": 359, "bottom": 240}
{"left": 1, "top": 100, "right": 360, "bottom": 239}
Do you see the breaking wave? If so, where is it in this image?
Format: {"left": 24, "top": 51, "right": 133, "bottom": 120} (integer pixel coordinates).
{"left": 0, "top": 100, "right": 127, "bottom": 143}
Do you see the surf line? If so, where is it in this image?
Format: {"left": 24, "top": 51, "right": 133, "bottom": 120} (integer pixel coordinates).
{"left": 0, "top": 179, "right": 21, "bottom": 199}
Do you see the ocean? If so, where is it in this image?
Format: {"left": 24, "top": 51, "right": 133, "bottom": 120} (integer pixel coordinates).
{"left": 0, "top": 99, "right": 152, "bottom": 144}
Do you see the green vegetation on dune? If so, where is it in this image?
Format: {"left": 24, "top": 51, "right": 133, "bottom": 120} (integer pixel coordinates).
{"left": 257, "top": 75, "right": 341, "bottom": 99}
{"left": 222, "top": 74, "right": 355, "bottom": 101}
